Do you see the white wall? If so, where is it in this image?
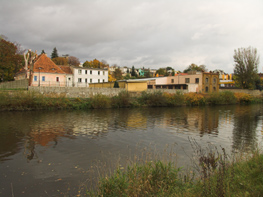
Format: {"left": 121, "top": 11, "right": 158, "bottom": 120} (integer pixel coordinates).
{"left": 72, "top": 68, "right": 108, "bottom": 87}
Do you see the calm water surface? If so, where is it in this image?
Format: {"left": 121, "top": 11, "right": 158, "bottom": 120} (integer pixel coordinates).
{"left": 0, "top": 105, "right": 263, "bottom": 196}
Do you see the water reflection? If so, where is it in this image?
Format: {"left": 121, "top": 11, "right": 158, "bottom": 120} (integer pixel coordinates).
{"left": 0, "top": 105, "right": 262, "bottom": 196}
{"left": 232, "top": 105, "right": 263, "bottom": 151}
{"left": 0, "top": 105, "right": 262, "bottom": 163}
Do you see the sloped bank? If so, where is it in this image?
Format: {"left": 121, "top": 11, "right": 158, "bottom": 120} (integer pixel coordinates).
{"left": 0, "top": 90, "right": 262, "bottom": 111}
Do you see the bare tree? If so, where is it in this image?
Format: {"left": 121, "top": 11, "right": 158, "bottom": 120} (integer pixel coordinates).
{"left": 233, "top": 46, "right": 259, "bottom": 89}
{"left": 68, "top": 56, "right": 80, "bottom": 66}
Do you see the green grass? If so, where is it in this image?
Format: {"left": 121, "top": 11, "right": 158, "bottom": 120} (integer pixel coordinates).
{"left": 87, "top": 147, "right": 263, "bottom": 196}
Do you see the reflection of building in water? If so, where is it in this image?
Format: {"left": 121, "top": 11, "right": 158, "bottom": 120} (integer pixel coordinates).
{"left": 126, "top": 112, "right": 147, "bottom": 129}
{"left": 72, "top": 119, "right": 109, "bottom": 137}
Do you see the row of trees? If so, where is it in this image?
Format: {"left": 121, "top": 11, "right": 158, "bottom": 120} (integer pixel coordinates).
{"left": 50, "top": 47, "right": 80, "bottom": 66}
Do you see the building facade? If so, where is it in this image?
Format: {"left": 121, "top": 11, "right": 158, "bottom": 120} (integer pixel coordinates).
{"left": 72, "top": 67, "right": 108, "bottom": 87}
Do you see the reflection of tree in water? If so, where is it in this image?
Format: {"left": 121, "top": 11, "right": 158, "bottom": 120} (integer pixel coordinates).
{"left": 24, "top": 137, "right": 37, "bottom": 162}
{"left": 232, "top": 106, "right": 261, "bottom": 151}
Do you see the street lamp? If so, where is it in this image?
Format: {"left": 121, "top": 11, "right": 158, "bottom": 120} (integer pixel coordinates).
{"left": 38, "top": 67, "right": 42, "bottom": 86}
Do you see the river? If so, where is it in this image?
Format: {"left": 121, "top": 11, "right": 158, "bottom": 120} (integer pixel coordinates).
{"left": 0, "top": 105, "right": 262, "bottom": 196}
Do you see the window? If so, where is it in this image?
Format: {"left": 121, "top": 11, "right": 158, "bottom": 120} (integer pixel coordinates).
{"left": 85, "top": 78, "right": 87, "bottom": 83}
{"left": 34, "top": 76, "right": 37, "bottom": 81}
{"left": 171, "top": 79, "right": 174, "bottom": 83}
{"left": 213, "top": 77, "right": 217, "bottom": 84}
{"left": 68, "top": 78, "right": 71, "bottom": 81}
{"left": 98, "top": 79, "right": 100, "bottom": 83}
{"left": 42, "top": 76, "right": 45, "bottom": 81}
{"left": 205, "top": 86, "right": 209, "bottom": 92}
{"left": 78, "top": 78, "right": 82, "bottom": 83}
{"left": 78, "top": 70, "right": 82, "bottom": 75}
{"left": 90, "top": 70, "right": 92, "bottom": 74}
{"left": 103, "top": 79, "right": 105, "bottom": 83}
{"left": 213, "top": 87, "right": 216, "bottom": 91}
{"left": 195, "top": 78, "right": 199, "bottom": 83}
{"left": 103, "top": 71, "right": 105, "bottom": 75}
{"left": 98, "top": 71, "right": 100, "bottom": 75}
{"left": 90, "top": 79, "right": 92, "bottom": 83}
{"left": 185, "top": 78, "right": 190, "bottom": 83}
{"left": 85, "top": 70, "right": 87, "bottom": 74}
{"left": 56, "top": 77, "right": 59, "bottom": 82}
{"left": 205, "top": 77, "right": 209, "bottom": 83}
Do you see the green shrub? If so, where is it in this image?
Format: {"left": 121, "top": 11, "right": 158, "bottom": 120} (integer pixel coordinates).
{"left": 111, "top": 91, "right": 131, "bottom": 108}
{"left": 139, "top": 91, "right": 167, "bottom": 107}
{"left": 90, "top": 94, "right": 111, "bottom": 109}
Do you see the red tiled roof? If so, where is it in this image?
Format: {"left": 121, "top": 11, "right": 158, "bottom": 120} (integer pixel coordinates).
{"left": 33, "top": 54, "right": 65, "bottom": 74}
{"left": 58, "top": 65, "right": 73, "bottom": 74}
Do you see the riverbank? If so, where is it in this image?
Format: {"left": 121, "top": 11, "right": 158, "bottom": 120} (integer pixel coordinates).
{"left": 0, "top": 90, "right": 262, "bottom": 111}
{"left": 88, "top": 147, "right": 263, "bottom": 196}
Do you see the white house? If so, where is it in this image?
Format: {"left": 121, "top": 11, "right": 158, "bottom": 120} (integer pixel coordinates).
{"left": 72, "top": 67, "right": 108, "bottom": 87}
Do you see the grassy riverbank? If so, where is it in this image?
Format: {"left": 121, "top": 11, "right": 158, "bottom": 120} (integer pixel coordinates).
{"left": 0, "top": 90, "right": 262, "bottom": 111}
{"left": 87, "top": 147, "right": 263, "bottom": 196}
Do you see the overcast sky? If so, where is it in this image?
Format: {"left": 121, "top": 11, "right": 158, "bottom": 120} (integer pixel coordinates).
{"left": 1, "top": 0, "right": 263, "bottom": 73}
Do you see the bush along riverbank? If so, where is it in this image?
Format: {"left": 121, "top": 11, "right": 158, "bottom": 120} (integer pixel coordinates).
{"left": 87, "top": 146, "right": 263, "bottom": 196}
{"left": 0, "top": 90, "right": 262, "bottom": 111}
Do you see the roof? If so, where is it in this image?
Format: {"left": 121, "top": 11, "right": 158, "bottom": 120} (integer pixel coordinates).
{"left": 33, "top": 54, "right": 65, "bottom": 74}
{"left": 58, "top": 65, "right": 73, "bottom": 74}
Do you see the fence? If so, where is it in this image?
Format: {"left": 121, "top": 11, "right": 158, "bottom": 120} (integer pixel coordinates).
{"left": 0, "top": 79, "right": 28, "bottom": 89}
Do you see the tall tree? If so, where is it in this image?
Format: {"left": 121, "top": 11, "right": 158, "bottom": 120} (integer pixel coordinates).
{"left": 233, "top": 46, "right": 259, "bottom": 89}
{"left": 51, "top": 47, "right": 58, "bottom": 59}
{"left": 0, "top": 36, "right": 23, "bottom": 81}
{"left": 131, "top": 66, "right": 137, "bottom": 77}
{"left": 183, "top": 63, "right": 207, "bottom": 73}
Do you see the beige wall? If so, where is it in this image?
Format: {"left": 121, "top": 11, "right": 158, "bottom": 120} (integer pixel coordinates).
{"left": 126, "top": 82, "right": 148, "bottom": 92}
{"left": 31, "top": 73, "right": 66, "bottom": 87}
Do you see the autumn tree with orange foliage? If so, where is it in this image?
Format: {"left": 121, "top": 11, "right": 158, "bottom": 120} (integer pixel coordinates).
{"left": 83, "top": 59, "right": 109, "bottom": 69}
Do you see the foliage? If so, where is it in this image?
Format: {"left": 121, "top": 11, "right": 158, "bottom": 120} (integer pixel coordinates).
{"left": 41, "top": 50, "right": 45, "bottom": 54}
{"left": 131, "top": 66, "right": 137, "bottom": 77}
{"left": 233, "top": 46, "right": 259, "bottom": 89}
{"left": 234, "top": 93, "right": 252, "bottom": 104}
{"left": 208, "top": 91, "right": 237, "bottom": 105}
{"left": 90, "top": 94, "right": 111, "bottom": 109}
{"left": 0, "top": 37, "right": 24, "bottom": 82}
{"left": 156, "top": 68, "right": 166, "bottom": 76}
{"left": 184, "top": 92, "right": 206, "bottom": 106}
{"left": 139, "top": 91, "right": 168, "bottom": 107}
{"left": 113, "top": 81, "right": 119, "bottom": 88}
{"left": 51, "top": 57, "right": 68, "bottom": 65}
{"left": 108, "top": 73, "right": 116, "bottom": 82}
{"left": 163, "top": 91, "right": 185, "bottom": 106}
{"left": 51, "top": 47, "right": 58, "bottom": 59}
{"left": 113, "top": 68, "right": 123, "bottom": 80}
{"left": 68, "top": 56, "right": 80, "bottom": 66}
{"left": 83, "top": 59, "right": 109, "bottom": 69}
{"left": 111, "top": 91, "right": 131, "bottom": 108}
{"left": 183, "top": 63, "right": 207, "bottom": 73}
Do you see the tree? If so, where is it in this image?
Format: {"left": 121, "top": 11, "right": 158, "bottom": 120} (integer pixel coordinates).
{"left": 0, "top": 36, "right": 23, "bottom": 81}
{"left": 131, "top": 66, "right": 137, "bottom": 77}
{"left": 113, "top": 68, "right": 123, "bottom": 80}
{"left": 156, "top": 68, "right": 166, "bottom": 76}
{"left": 68, "top": 56, "right": 80, "bottom": 66}
{"left": 83, "top": 59, "right": 108, "bottom": 69}
{"left": 233, "top": 46, "right": 259, "bottom": 89}
{"left": 52, "top": 57, "right": 68, "bottom": 65}
{"left": 51, "top": 47, "right": 58, "bottom": 59}
{"left": 183, "top": 63, "right": 207, "bottom": 73}
{"left": 41, "top": 50, "right": 45, "bottom": 54}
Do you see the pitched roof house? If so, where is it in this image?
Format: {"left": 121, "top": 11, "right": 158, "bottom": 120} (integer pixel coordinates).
{"left": 30, "top": 54, "right": 67, "bottom": 87}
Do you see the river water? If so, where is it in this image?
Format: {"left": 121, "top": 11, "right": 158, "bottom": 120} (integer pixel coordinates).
{"left": 0, "top": 105, "right": 263, "bottom": 196}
